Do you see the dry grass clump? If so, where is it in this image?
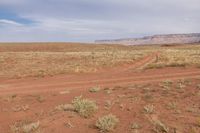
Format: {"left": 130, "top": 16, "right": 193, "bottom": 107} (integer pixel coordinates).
{"left": 59, "top": 90, "right": 70, "bottom": 95}
{"left": 143, "top": 104, "right": 155, "bottom": 114}
{"left": 35, "top": 95, "right": 45, "bottom": 103}
{"left": 167, "top": 102, "right": 177, "bottom": 110}
{"left": 22, "top": 121, "right": 40, "bottom": 133}
{"left": 152, "top": 120, "right": 169, "bottom": 133}
{"left": 72, "top": 96, "right": 98, "bottom": 118}
{"left": 54, "top": 96, "right": 98, "bottom": 118}
{"left": 130, "top": 122, "right": 142, "bottom": 129}
{"left": 96, "top": 114, "right": 119, "bottom": 132}
{"left": 10, "top": 121, "right": 40, "bottom": 133}
{"left": 104, "top": 100, "right": 113, "bottom": 110}
{"left": 163, "top": 80, "right": 173, "bottom": 86}
{"left": 89, "top": 86, "right": 101, "bottom": 93}
{"left": 55, "top": 104, "right": 75, "bottom": 111}
{"left": 176, "top": 83, "right": 186, "bottom": 89}
{"left": 12, "top": 105, "right": 29, "bottom": 112}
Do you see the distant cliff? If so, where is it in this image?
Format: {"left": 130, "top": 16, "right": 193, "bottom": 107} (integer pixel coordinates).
{"left": 95, "top": 33, "right": 200, "bottom": 45}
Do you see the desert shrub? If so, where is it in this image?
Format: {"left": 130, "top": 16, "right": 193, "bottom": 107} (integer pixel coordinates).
{"left": 152, "top": 120, "right": 169, "bottom": 133}
{"left": 143, "top": 104, "right": 155, "bottom": 114}
{"left": 167, "top": 102, "right": 177, "bottom": 110}
{"left": 10, "top": 121, "right": 40, "bottom": 133}
{"left": 130, "top": 122, "right": 142, "bottom": 129}
{"left": 72, "top": 96, "right": 98, "bottom": 118}
{"left": 163, "top": 80, "right": 173, "bottom": 86}
{"left": 22, "top": 121, "right": 40, "bottom": 133}
{"left": 96, "top": 114, "right": 119, "bottom": 132}
{"left": 89, "top": 86, "right": 101, "bottom": 93}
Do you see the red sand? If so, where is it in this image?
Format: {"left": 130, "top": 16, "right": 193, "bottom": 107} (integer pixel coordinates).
{"left": 0, "top": 52, "right": 200, "bottom": 133}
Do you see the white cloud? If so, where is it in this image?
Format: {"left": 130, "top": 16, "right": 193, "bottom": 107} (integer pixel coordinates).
{"left": 0, "top": 17, "right": 122, "bottom": 42}
{"left": 0, "top": 19, "right": 23, "bottom": 26}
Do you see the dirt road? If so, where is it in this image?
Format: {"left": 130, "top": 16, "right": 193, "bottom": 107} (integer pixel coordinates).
{"left": 0, "top": 52, "right": 199, "bottom": 95}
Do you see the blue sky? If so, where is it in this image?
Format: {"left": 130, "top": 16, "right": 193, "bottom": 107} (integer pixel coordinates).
{"left": 0, "top": 0, "right": 199, "bottom": 42}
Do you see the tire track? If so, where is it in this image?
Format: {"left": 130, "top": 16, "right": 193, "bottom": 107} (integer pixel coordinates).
{"left": 119, "top": 52, "right": 160, "bottom": 72}
{"left": 1, "top": 52, "right": 200, "bottom": 95}
{"left": 0, "top": 68, "right": 200, "bottom": 95}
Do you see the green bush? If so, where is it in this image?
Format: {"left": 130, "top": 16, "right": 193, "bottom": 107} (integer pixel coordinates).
{"left": 72, "top": 96, "right": 98, "bottom": 118}
{"left": 96, "top": 114, "right": 119, "bottom": 132}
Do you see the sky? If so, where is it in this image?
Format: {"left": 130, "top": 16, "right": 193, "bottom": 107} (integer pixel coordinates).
{"left": 0, "top": 0, "right": 199, "bottom": 42}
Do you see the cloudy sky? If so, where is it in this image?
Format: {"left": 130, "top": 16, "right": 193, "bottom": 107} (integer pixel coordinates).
{"left": 0, "top": 0, "right": 199, "bottom": 42}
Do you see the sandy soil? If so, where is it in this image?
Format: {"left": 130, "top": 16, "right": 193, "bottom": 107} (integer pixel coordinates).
{"left": 0, "top": 46, "right": 200, "bottom": 133}
{"left": 0, "top": 45, "right": 200, "bottom": 133}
